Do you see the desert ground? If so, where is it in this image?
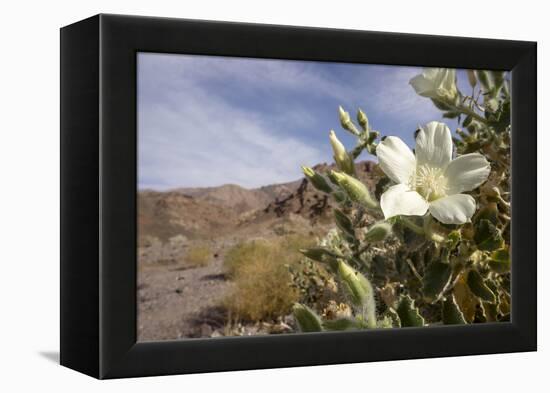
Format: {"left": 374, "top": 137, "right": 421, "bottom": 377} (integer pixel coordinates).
{"left": 137, "top": 161, "right": 377, "bottom": 341}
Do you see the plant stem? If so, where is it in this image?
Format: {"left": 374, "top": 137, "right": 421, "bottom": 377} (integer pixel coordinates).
{"left": 422, "top": 216, "right": 446, "bottom": 244}
{"left": 458, "top": 105, "right": 487, "bottom": 124}
{"left": 400, "top": 217, "right": 425, "bottom": 235}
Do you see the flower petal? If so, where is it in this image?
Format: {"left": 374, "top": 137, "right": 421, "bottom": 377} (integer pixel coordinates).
{"left": 441, "top": 69, "right": 457, "bottom": 95}
{"left": 380, "top": 184, "right": 429, "bottom": 219}
{"left": 415, "top": 121, "right": 453, "bottom": 169}
{"left": 410, "top": 74, "right": 434, "bottom": 97}
{"left": 445, "top": 153, "right": 491, "bottom": 194}
{"left": 428, "top": 194, "right": 476, "bottom": 224}
{"left": 376, "top": 136, "right": 416, "bottom": 184}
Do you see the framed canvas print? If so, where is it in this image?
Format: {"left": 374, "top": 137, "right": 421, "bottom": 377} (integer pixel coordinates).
{"left": 60, "top": 14, "right": 537, "bottom": 379}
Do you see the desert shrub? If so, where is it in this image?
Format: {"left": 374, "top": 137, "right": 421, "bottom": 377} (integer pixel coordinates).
{"left": 223, "top": 241, "right": 266, "bottom": 278}
{"left": 223, "top": 234, "right": 314, "bottom": 321}
{"left": 294, "top": 69, "right": 512, "bottom": 332}
{"left": 184, "top": 244, "right": 211, "bottom": 268}
{"left": 288, "top": 256, "right": 339, "bottom": 314}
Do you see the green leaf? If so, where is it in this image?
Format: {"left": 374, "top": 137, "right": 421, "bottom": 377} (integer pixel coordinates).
{"left": 442, "top": 295, "right": 467, "bottom": 325}
{"left": 488, "top": 248, "right": 511, "bottom": 273}
{"left": 447, "top": 230, "right": 461, "bottom": 250}
{"left": 474, "top": 219, "right": 504, "bottom": 251}
{"left": 371, "top": 255, "right": 388, "bottom": 279}
{"left": 489, "top": 71, "right": 506, "bottom": 95}
{"left": 396, "top": 295, "right": 425, "bottom": 327}
{"left": 467, "top": 270, "right": 497, "bottom": 303}
{"left": 475, "top": 203, "right": 499, "bottom": 226}
{"left": 384, "top": 307, "right": 401, "bottom": 328}
{"left": 481, "top": 301, "right": 499, "bottom": 322}
{"left": 475, "top": 70, "right": 494, "bottom": 93}
{"left": 323, "top": 317, "right": 361, "bottom": 331}
{"left": 422, "top": 260, "right": 452, "bottom": 302}
{"left": 292, "top": 304, "right": 323, "bottom": 332}
{"left": 442, "top": 111, "right": 461, "bottom": 119}
{"left": 299, "top": 248, "right": 339, "bottom": 272}
{"left": 376, "top": 315, "right": 395, "bottom": 329}
{"left": 431, "top": 98, "right": 454, "bottom": 111}
{"left": 334, "top": 209, "right": 355, "bottom": 237}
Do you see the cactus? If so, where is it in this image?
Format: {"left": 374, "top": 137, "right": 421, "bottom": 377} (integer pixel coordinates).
{"left": 293, "top": 69, "right": 510, "bottom": 332}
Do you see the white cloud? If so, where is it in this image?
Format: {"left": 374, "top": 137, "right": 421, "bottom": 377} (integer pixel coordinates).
{"left": 138, "top": 79, "right": 325, "bottom": 190}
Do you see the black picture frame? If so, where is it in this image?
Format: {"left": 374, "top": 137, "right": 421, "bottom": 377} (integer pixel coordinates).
{"left": 60, "top": 14, "right": 537, "bottom": 379}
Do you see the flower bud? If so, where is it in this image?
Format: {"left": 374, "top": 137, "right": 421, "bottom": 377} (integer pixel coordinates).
{"left": 300, "top": 247, "right": 338, "bottom": 271}
{"left": 330, "top": 170, "right": 378, "bottom": 209}
{"left": 337, "top": 260, "right": 376, "bottom": 327}
{"left": 474, "top": 70, "right": 494, "bottom": 94}
{"left": 357, "top": 109, "right": 370, "bottom": 133}
{"left": 363, "top": 221, "right": 392, "bottom": 242}
{"left": 292, "top": 303, "right": 323, "bottom": 332}
{"left": 338, "top": 106, "right": 360, "bottom": 135}
{"left": 301, "top": 166, "right": 333, "bottom": 194}
{"left": 467, "top": 69, "right": 477, "bottom": 88}
{"left": 329, "top": 130, "right": 355, "bottom": 176}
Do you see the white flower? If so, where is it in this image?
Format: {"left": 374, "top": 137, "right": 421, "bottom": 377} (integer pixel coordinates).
{"left": 410, "top": 68, "right": 458, "bottom": 102}
{"left": 376, "top": 121, "right": 490, "bottom": 224}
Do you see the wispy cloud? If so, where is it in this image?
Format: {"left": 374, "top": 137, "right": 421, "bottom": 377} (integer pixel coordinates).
{"left": 138, "top": 63, "right": 325, "bottom": 189}
{"left": 138, "top": 54, "right": 457, "bottom": 190}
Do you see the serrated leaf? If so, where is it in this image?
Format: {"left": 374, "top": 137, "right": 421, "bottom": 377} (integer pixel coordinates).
{"left": 498, "top": 291, "right": 511, "bottom": 315}
{"left": 293, "top": 304, "right": 323, "bottom": 332}
{"left": 474, "top": 219, "right": 504, "bottom": 251}
{"left": 442, "top": 295, "right": 467, "bottom": 325}
{"left": 499, "top": 313, "right": 510, "bottom": 322}
{"left": 467, "top": 270, "right": 497, "bottom": 303}
{"left": 385, "top": 307, "right": 401, "bottom": 328}
{"left": 481, "top": 301, "right": 498, "bottom": 322}
{"left": 422, "top": 260, "right": 452, "bottom": 302}
{"left": 376, "top": 315, "right": 395, "bottom": 329}
{"left": 488, "top": 248, "right": 511, "bottom": 273}
{"left": 396, "top": 295, "right": 425, "bottom": 327}
{"left": 323, "top": 317, "right": 361, "bottom": 331}
{"left": 453, "top": 273, "right": 478, "bottom": 322}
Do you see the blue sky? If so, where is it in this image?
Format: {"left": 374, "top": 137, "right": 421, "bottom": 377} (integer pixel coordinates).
{"left": 138, "top": 53, "right": 472, "bottom": 190}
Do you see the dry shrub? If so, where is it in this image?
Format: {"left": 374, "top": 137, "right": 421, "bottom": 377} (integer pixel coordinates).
{"left": 184, "top": 244, "right": 211, "bottom": 268}
{"left": 223, "top": 235, "right": 314, "bottom": 321}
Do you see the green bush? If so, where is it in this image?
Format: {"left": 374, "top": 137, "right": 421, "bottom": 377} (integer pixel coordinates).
{"left": 184, "top": 244, "right": 211, "bottom": 268}
{"left": 223, "top": 235, "right": 314, "bottom": 321}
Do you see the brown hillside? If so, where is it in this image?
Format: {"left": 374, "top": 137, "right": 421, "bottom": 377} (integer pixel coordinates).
{"left": 138, "top": 160, "right": 378, "bottom": 243}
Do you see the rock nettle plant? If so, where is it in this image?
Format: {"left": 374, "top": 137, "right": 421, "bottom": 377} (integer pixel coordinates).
{"left": 293, "top": 68, "right": 511, "bottom": 331}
